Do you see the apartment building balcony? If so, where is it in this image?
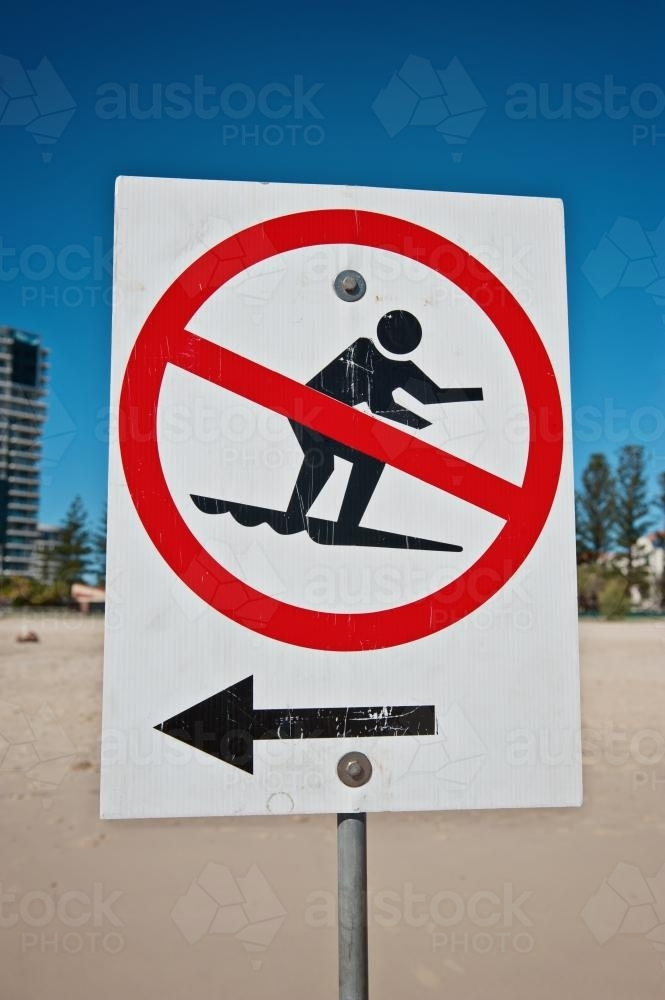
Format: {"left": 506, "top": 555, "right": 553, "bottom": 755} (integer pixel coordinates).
{"left": 7, "top": 501, "right": 39, "bottom": 514}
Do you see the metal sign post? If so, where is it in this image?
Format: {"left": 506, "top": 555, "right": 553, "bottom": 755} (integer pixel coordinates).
{"left": 337, "top": 812, "right": 369, "bottom": 1000}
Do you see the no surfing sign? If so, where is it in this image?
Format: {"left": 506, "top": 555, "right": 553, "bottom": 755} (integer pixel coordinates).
{"left": 102, "top": 178, "right": 581, "bottom": 818}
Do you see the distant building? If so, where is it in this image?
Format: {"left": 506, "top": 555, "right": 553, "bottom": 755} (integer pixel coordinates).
{"left": 0, "top": 328, "right": 48, "bottom": 576}
{"left": 29, "top": 523, "right": 59, "bottom": 583}
{"left": 597, "top": 532, "right": 665, "bottom": 610}
{"left": 632, "top": 532, "right": 665, "bottom": 610}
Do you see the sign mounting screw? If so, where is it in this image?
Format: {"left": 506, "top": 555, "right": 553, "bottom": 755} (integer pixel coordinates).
{"left": 334, "top": 269, "right": 366, "bottom": 302}
{"left": 338, "top": 751, "right": 372, "bottom": 786}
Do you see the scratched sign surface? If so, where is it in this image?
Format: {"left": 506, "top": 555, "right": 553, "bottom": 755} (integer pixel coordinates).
{"left": 101, "top": 177, "right": 581, "bottom": 818}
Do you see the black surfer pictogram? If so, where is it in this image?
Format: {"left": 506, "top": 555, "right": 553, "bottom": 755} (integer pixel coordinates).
{"left": 191, "top": 310, "right": 483, "bottom": 550}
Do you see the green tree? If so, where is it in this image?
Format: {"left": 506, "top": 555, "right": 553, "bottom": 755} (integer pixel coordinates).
{"left": 575, "top": 494, "right": 586, "bottom": 565}
{"left": 657, "top": 470, "right": 665, "bottom": 608}
{"left": 598, "top": 576, "right": 631, "bottom": 620}
{"left": 658, "top": 470, "right": 665, "bottom": 530}
{"left": 53, "top": 496, "right": 91, "bottom": 586}
{"left": 614, "top": 444, "right": 651, "bottom": 586}
{"left": 576, "top": 452, "right": 615, "bottom": 562}
{"left": 577, "top": 562, "right": 605, "bottom": 612}
{"left": 91, "top": 504, "right": 107, "bottom": 586}
{"left": 37, "top": 543, "right": 56, "bottom": 585}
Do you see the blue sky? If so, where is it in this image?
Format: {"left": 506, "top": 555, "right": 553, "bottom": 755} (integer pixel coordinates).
{"left": 1, "top": 0, "right": 664, "bottom": 527}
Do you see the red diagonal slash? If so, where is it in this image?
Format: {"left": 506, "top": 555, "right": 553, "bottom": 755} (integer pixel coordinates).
{"left": 171, "top": 329, "right": 519, "bottom": 522}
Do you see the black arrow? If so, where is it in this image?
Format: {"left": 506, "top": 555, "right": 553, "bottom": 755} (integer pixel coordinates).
{"left": 154, "top": 676, "right": 436, "bottom": 774}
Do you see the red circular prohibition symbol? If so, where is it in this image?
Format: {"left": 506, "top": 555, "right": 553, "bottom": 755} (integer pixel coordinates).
{"left": 120, "top": 209, "right": 563, "bottom": 652}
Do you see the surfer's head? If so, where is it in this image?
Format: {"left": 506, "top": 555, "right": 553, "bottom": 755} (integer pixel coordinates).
{"left": 376, "top": 310, "right": 422, "bottom": 355}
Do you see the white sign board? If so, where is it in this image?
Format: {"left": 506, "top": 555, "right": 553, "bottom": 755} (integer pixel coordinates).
{"left": 101, "top": 177, "right": 581, "bottom": 818}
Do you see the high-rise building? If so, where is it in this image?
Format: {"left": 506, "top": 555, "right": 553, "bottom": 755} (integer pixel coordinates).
{"left": 29, "top": 524, "right": 59, "bottom": 583}
{"left": 0, "top": 327, "right": 48, "bottom": 576}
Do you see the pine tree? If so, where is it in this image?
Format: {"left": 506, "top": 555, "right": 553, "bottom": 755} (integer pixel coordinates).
{"left": 576, "top": 453, "right": 615, "bottom": 562}
{"left": 614, "top": 445, "right": 651, "bottom": 584}
{"left": 54, "top": 496, "right": 91, "bottom": 586}
{"left": 91, "top": 504, "right": 107, "bottom": 586}
{"left": 658, "top": 471, "right": 665, "bottom": 531}
{"left": 657, "top": 471, "right": 665, "bottom": 608}
{"left": 575, "top": 494, "right": 586, "bottom": 565}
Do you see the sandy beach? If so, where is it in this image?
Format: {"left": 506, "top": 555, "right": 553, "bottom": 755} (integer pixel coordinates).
{"left": 1, "top": 615, "right": 664, "bottom": 999}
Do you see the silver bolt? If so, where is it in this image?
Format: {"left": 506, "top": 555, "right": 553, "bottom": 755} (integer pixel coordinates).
{"left": 345, "top": 759, "right": 363, "bottom": 779}
{"left": 334, "top": 270, "right": 366, "bottom": 302}
{"left": 337, "top": 750, "right": 372, "bottom": 786}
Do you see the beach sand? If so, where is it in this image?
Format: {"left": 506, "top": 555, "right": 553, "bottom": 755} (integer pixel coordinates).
{"left": 1, "top": 615, "right": 664, "bottom": 998}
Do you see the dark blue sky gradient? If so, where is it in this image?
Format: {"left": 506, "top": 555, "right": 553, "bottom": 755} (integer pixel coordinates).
{"left": 1, "top": 0, "right": 664, "bottom": 524}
